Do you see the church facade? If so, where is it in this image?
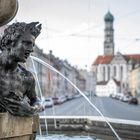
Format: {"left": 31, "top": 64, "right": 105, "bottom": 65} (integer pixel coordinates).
{"left": 92, "top": 11, "right": 140, "bottom": 96}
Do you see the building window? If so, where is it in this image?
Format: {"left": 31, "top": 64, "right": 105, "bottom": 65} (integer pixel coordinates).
{"left": 108, "top": 66, "right": 110, "bottom": 80}
{"left": 114, "top": 66, "right": 116, "bottom": 77}
{"left": 120, "top": 66, "right": 123, "bottom": 80}
{"left": 103, "top": 66, "right": 105, "bottom": 81}
{"left": 96, "top": 67, "right": 98, "bottom": 73}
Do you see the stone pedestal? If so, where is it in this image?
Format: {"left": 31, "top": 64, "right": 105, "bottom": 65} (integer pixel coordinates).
{"left": 0, "top": 113, "right": 39, "bottom": 140}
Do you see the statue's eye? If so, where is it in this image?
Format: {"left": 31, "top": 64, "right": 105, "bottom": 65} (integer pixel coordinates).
{"left": 22, "top": 41, "right": 33, "bottom": 46}
{"left": 7, "top": 40, "right": 12, "bottom": 45}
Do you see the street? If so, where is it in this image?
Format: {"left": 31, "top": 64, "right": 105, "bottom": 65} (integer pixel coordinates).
{"left": 40, "top": 96, "right": 140, "bottom": 121}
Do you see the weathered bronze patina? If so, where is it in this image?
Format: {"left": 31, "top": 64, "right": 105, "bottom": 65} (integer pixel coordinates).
{"left": 0, "top": 22, "right": 42, "bottom": 116}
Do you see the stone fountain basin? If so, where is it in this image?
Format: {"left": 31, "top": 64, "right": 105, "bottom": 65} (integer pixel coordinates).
{"left": 0, "top": 113, "right": 39, "bottom": 140}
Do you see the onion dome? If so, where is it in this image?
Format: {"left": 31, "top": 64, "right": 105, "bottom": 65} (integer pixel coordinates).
{"left": 104, "top": 11, "right": 114, "bottom": 22}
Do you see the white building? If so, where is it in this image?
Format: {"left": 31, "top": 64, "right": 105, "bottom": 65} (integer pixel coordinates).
{"left": 96, "top": 79, "right": 120, "bottom": 97}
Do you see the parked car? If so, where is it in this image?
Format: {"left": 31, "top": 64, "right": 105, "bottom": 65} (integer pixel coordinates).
{"left": 74, "top": 93, "right": 81, "bottom": 98}
{"left": 121, "top": 95, "right": 132, "bottom": 102}
{"left": 42, "top": 98, "right": 53, "bottom": 108}
{"left": 115, "top": 93, "right": 124, "bottom": 100}
{"left": 128, "top": 97, "right": 138, "bottom": 105}
{"left": 58, "top": 95, "right": 67, "bottom": 103}
{"left": 65, "top": 94, "right": 74, "bottom": 100}
{"left": 52, "top": 96, "right": 66, "bottom": 105}
{"left": 109, "top": 93, "right": 116, "bottom": 98}
{"left": 52, "top": 97, "right": 59, "bottom": 105}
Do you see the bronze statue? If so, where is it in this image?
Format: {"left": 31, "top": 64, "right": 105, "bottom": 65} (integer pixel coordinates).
{"left": 0, "top": 22, "right": 42, "bottom": 116}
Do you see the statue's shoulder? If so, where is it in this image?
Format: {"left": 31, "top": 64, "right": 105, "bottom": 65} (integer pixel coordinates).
{"left": 0, "top": 53, "right": 3, "bottom": 70}
{"left": 18, "top": 64, "right": 35, "bottom": 81}
{"left": 0, "top": 52, "right": 2, "bottom": 60}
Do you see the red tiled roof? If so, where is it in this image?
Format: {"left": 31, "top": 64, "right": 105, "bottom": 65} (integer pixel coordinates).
{"left": 123, "top": 54, "right": 140, "bottom": 62}
{"left": 92, "top": 55, "right": 114, "bottom": 65}
{"left": 92, "top": 54, "right": 140, "bottom": 65}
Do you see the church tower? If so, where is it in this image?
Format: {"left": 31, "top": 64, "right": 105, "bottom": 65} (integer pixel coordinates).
{"left": 104, "top": 11, "right": 114, "bottom": 56}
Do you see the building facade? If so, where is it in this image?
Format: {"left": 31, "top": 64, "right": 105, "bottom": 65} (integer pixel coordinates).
{"left": 96, "top": 79, "right": 120, "bottom": 96}
{"left": 128, "top": 65, "right": 140, "bottom": 99}
{"left": 92, "top": 11, "right": 140, "bottom": 96}
{"left": 27, "top": 48, "right": 88, "bottom": 99}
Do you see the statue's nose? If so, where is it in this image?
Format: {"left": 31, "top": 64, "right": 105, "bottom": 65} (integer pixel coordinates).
{"left": 28, "top": 46, "right": 33, "bottom": 52}
{"left": 30, "top": 48, "right": 33, "bottom": 52}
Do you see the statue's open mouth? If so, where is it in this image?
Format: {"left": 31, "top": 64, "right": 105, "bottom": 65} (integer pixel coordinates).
{"left": 24, "top": 52, "right": 30, "bottom": 59}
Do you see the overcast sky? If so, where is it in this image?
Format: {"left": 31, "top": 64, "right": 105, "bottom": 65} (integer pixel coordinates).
{"left": 12, "top": 0, "right": 140, "bottom": 69}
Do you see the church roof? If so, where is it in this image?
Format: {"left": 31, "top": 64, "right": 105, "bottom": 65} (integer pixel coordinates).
{"left": 93, "top": 55, "right": 114, "bottom": 65}
{"left": 92, "top": 54, "right": 140, "bottom": 65}
{"left": 124, "top": 54, "right": 140, "bottom": 62}
{"left": 104, "top": 11, "right": 114, "bottom": 22}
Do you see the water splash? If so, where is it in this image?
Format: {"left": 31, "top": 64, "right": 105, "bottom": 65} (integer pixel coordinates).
{"left": 31, "top": 58, "right": 48, "bottom": 136}
{"left": 30, "top": 55, "right": 122, "bottom": 140}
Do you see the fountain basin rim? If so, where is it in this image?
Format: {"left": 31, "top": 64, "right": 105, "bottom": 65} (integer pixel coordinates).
{"left": 39, "top": 115, "right": 140, "bottom": 125}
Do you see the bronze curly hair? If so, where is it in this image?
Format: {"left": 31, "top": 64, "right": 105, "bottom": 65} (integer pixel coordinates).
{"left": 0, "top": 22, "right": 41, "bottom": 51}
